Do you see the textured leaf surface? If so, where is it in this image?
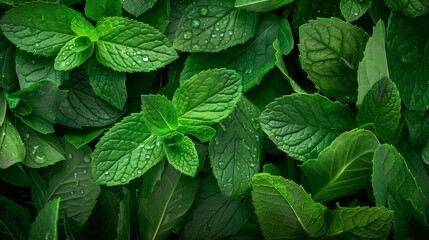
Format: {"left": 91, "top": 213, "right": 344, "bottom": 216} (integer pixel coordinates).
{"left": 385, "top": 0, "right": 429, "bottom": 17}
{"left": 137, "top": 0, "right": 171, "bottom": 32}
{"left": 177, "top": 125, "right": 216, "bottom": 143}
{"left": 259, "top": 93, "right": 356, "bottom": 161}
{"left": 173, "top": 0, "right": 259, "bottom": 52}
{"left": 54, "top": 37, "right": 94, "bottom": 71}
{"left": 209, "top": 97, "right": 263, "bottom": 199}
{"left": 252, "top": 173, "right": 327, "bottom": 239}
{"left": 0, "top": 195, "right": 31, "bottom": 240}
{"left": 0, "top": 2, "right": 82, "bottom": 56}
{"left": 299, "top": 18, "right": 368, "bottom": 102}
{"left": 164, "top": 134, "right": 199, "bottom": 177}
{"left": 92, "top": 113, "right": 164, "bottom": 185}
{"left": 386, "top": 12, "right": 429, "bottom": 111}
{"left": 340, "top": 0, "right": 372, "bottom": 22}
{"left": 0, "top": 117, "right": 25, "bottom": 169}
{"left": 29, "top": 198, "right": 60, "bottom": 240}
{"left": 235, "top": 0, "right": 294, "bottom": 12}
{"left": 173, "top": 68, "right": 242, "bottom": 126}
{"left": 123, "top": 0, "right": 157, "bottom": 17}
{"left": 85, "top": 0, "right": 122, "bottom": 21}
{"left": 141, "top": 95, "right": 178, "bottom": 136}
{"left": 404, "top": 110, "right": 429, "bottom": 148}
{"left": 96, "top": 17, "right": 178, "bottom": 72}
{"left": 139, "top": 164, "right": 199, "bottom": 240}
{"left": 0, "top": 32, "right": 17, "bottom": 91}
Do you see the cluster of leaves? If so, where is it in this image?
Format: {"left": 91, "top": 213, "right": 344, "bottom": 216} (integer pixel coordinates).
{"left": 0, "top": 0, "right": 428, "bottom": 239}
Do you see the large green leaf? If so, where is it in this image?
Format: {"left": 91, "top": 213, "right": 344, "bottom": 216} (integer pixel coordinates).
{"left": 173, "top": 68, "right": 242, "bottom": 126}
{"left": 92, "top": 113, "right": 164, "bottom": 185}
{"left": 0, "top": 31, "right": 17, "bottom": 91}
{"left": 259, "top": 93, "right": 356, "bottom": 161}
{"left": 0, "top": 117, "right": 25, "bottom": 169}
{"left": 173, "top": 0, "right": 259, "bottom": 52}
{"left": 84, "top": 0, "right": 122, "bottom": 21}
{"left": 139, "top": 164, "right": 199, "bottom": 240}
{"left": 209, "top": 97, "right": 263, "bottom": 199}
{"left": 298, "top": 18, "right": 369, "bottom": 102}
{"left": 302, "top": 129, "right": 380, "bottom": 203}
{"left": 140, "top": 95, "right": 178, "bottom": 136}
{"left": 340, "top": 0, "right": 372, "bottom": 22}
{"left": 164, "top": 133, "right": 199, "bottom": 177}
{"left": 0, "top": 2, "right": 82, "bottom": 56}
{"left": 404, "top": 110, "right": 429, "bottom": 148}
{"left": 384, "top": 0, "right": 429, "bottom": 17}
{"left": 252, "top": 173, "right": 327, "bottom": 239}
{"left": 95, "top": 17, "right": 178, "bottom": 72}
{"left": 29, "top": 198, "right": 60, "bottom": 240}
{"left": 137, "top": 0, "right": 171, "bottom": 32}
{"left": 235, "top": 0, "right": 294, "bottom": 12}
{"left": 386, "top": 12, "right": 429, "bottom": 111}
{"left": 165, "top": 0, "right": 194, "bottom": 42}
{"left": 123, "top": 0, "right": 157, "bottom": 17}
{"left": 0, "top": 195, "right": 32, "bottom": 240}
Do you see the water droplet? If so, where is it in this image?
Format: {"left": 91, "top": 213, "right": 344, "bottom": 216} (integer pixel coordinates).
{"left": 25, "top": 133, "right": 30, "bottom": 139}
{"left": 121, "top": 177, "right": 126, "bottom": 182}
{"left": 353, "top": 12, "right": 358, "bottom": 16}
{"left": 146, "top": 155, "right": 150, "bottom": 159}
{"left": 84, "top": 156, "right": 91, "bottom": 162}
{"left": 137, "top": 170, "right": 142, "bottom": 174}
{"left": 132, "top": 62, "right": 136, "bottom": 66}
{"left": 191, "top": 19, "right": 200, "bottom": 28}
{"left": 251, "top": 118, "right": 260, "bottom": 130}
{"left": 33, "top": 145, "right": 39, "bottom": 150}
{"left": 135, "top": 189, "right": 139, "bottom": 198}
{"left": 70, "top": 191, "right": 74, "bottom": 195}
{"left": 183, "top": 31, "right": 193, "bottom": 39}
{"left": 205, "top": 224, "right": 212, "bottom": 231}
{"left": 219, "top": 33, "right": 224, "bottom": 37}
{"left": 198, "top": 7, "right": 208, "bottom": 16}
{"left": 35, "top": 43, "right": 39, "bottom": 47}
{"left": 73, "top": 172, "right": 78, "bottom": 178}
{"left": 68, "top": 153, "right": 73, "bottom": 159}
{"left": 228, "top": 30, "right": 233, "bottom": 35}
{"left": 156, "top": 141, "right": 161, "bottom": 146}
{"left": 214, "top": 136, "right": 220, "bottom": 145}
{"left": 104, "top": 171, "right": 109, "bottom": 175}
{"left": 178, "top": 193, "right": 183, "bottom": 199}
{"left": 211, "top": 33, "right": 217, "bottom": 38}
{"left": 142, "top": 56, "right": 149, "bottom": 62}
{"left": 164, "top": 212, "right": 177, "bottom": 222}
{"left": 83, "top": 169, "right": 87, "bottom": 174}
{"left": 80, "top": 190, "right": 84, "bottom": 194}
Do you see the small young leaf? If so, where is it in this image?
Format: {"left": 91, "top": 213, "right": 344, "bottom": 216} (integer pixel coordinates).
{"left": 340, "top": 0, "right": 372, "bottom": 22}
{"left": 164, "top": 133, "right": 199, "bottom": 177}
{"left": 70, "top": 17, "right": 98, "bottom": 41}
{"left": 85, "top": 0, "right": 122, "bottom": 21}
{"left": 0, "top": 195, "right": 32, "bottom": 240}
{"left": 173, "top": 0, "right": 259, "bottom": 52}
{"left": 29, "top": 198, "right": 60, "bottom": 240}
{"left": 0, "top": 117, "right": 25, "bottom": 169}
{"left": 123, "top": 0, "right": 157, "bottom": 17}
{"left": 173, "top": 68, "right": 242, "bottom": 126}
{"left": 252, "top": 173, "right": 327, "bottom": 239}
{"left": 95, "top": 17, "right": 178, "bottom": 72}
{"left": 235, "top": 0, "right": 294, "bottom": 12}
{"left": 384, "top": 0, "right": 429, "bottom": 18}
{"left": 177, "top": 125, "right": 216, "bottom": 143}
{"left": 54, "top": 37, "right": 94, "bottom": 71}
{"left": 301, "top": 129, "right": 380, "bottom": 204}
{"left": 141, "top": 95, "right": 179, "bottom": 136}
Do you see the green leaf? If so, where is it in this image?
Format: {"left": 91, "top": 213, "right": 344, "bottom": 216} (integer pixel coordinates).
{"left": 357, "top": 20, "right": 390, "bottom": 106}
{"left": 259, "top": 93, "right": 356, "bottom": 161}
{"left": 298, "top": 18, "right": 369, "bottom": 102}
{"left": 173, "top": 68, "right": 242, "bottom": 126}
{"left": 0, "top": 195, "right": 32, "bottom": 240}
{"left": 177, "top": 125, "right": 216, "bottom": 143}
{"left": 64, "top": 127, "right": 108, "bottom": 149}
{"left": 274, "top": 39, "right": 305, "bottom": 93}
{"left": 0, "top": 117, "right": 25, "bottom": 169}
{"left": 182, "top": 175, "right": 254, "bottom": 240}
{"left": 209, "top": 97, "right": 263, "bottom": 199}
{"left": 0, "top": 2, "right": 83, "bottom": 56}
{"left": 141, "top": 95, "right": 178, "bottom": 136}
{"left": 235, "top": 0, "right": 294, "bottom": 12}
{"left": 173, "top": 0, "right": 259, "bottom": 52}
{"left": 179, "top": 14, "right": 294, "bottom": 92}
{"left": 139, "top": 164, "right": 199, "bottom": 240}
{"left": 372, "top": 144, "right": 429, "bottom": 239}
{"left": 139, "top": 160, "right": 166, "bottom": 198}
{"left": 70, "top": 17, "right": 98, "bottom": 41}
{"left": 384, "top": 0, "right": 429, "bottom": 17}
{"left": 0, "top": 163, "right": 31, "bottom": 186}
{"left": 123, "top": 0, "right": 157, "bottom": 17}
{"left": 164, "top": 133, "right": 199, "bottom": 177}
{"left": 357, "top": 78, "right": 401, "bottom": 141}
{"left": 92, "top": 113, "right": 165, "bottom": 185}
{"left": 137, "top": 0, "right": 170, "bottom": 32}
{"left": 29, "top": 198, "right": 60, "bottom": 240}
{"left": 0, "top": 92, "right": 5, "bottom": 126}
{"left": 252, "top": 173, "right": 327, "bottom": 239}
{"left": 301, "top": 129, "right": 380, "bottom": 204}
{"left": 386, "top": 12, "right": 429, "bottom": 111}
{"left": 85, "top": 0, "right": 122, "bottom": 21}
{"left": 88, "top": 58, "right": 127, "bottom": 110}
{"left": 404, "top": 110, "right": 429, "bottom": 148}
{"left": 0, "top": 31, "right": 17, "bottom": 91}
{"left": 54, "top": 37, "right": 94, "bottom": 71}
{"left": 165, "top": 0, "right": 193, "bottom": 42}
{"left": 324, "top": 206, "right": 393, "bottom": 240}
{"left": 95, "top": 17, "right": 178, "bottom": 72}
{"left": 340, "top": 0, "right": 372, "bottom": 22}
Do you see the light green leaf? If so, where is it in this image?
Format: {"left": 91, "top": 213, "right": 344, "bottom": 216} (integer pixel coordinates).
{"left": 235, "top": 0, "right": 294, "bottom": 12}
{"left": 29, "top": 198, "right": 60, "bottom": 240}
{"left": 164, "top": 133, "right": 199, "bottom": 177}
{"left": 259, "top": 93, "right": 356, "bottom": 161}
{"left": 95, "top": 17, "right": 178, "bottom": 72}
{"left": 182, "top": 176, "right": 254, "bottom": 240}
{"left": 173, "top": 0, "right": 259, "bottom": 52}
{"left": 64, "top": 127, "right": 108, "bottom": 149}
{"left": 0, "top": 117, "right": 25, "bottom": 169}
{"left": 85, "top": 0, "right": 122, "bottom": 21}
{"left": 301, "top": 129, "right": 380, "bottom": 204}
{"left": 0, "top": 92, "right": 5, "bottom": 126}
{"left": 92, "top": 113, "right": 164, "bottom": 185}
{"left": 0, "top": 195, "right": 32, "bottom": 240}
{"left": 357, "top": 20, "right": 390, "bottom": 106}
{"left": 173, "top": 68, "right": 242, "bottom": 126}
{"left": 357, "top": 78, "right": 401, "bottom": 141}
{"left": 324, "top": 206, "right": 393, "bottom": 240}
{"left": 141, "top": 95, "right": 178, "bottom": 136}
{"left": 0, "top": 2, "right": 82, "bottom": 56}
{"left": 123, "top": 0, "right": 157, "bottom": 17}
{"left": 298, "top": 18, "right": 369, "bottom": 102}
{"left": 209, "top": 97, "right": 263, "bottom": 199}
{"left": 0, "top": 31, "right": 17, "bottom": 91}
{"left": 340, "top": 0, "right": 372, "bottom": 22}
{"left": 180, "top": 14, "right": 294, "bottom": 92}
{"left": 177, "top": 125, "right": 216, "bottom": 142}
{"left": 385, "top": 0, "right": 429, "bottom": 17}
{"left": 54, "top": 37, "right": 94, "bottom": 71}
{"left": 87, "top": 59, "right": 127, "bottom": 110}
{"left": 387, "top": 12, "right": 429, "bottom": 111}
{"left": 70, "top": 17, "right": 98, "bottom": 41}
{"left": 252, "top": 173, "right": 327, "bottom": 239}
{"left": 139, "top": 164, "right": 199, "bottom": 240}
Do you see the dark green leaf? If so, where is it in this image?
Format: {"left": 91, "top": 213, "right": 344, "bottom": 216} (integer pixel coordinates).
{"left": 166, "top": 0, "right": 194, "bottom": 42}
{"left": 137, "top": 0, "right": 170, "bottom": 32}
{"left": 29, "top": 198, "right": 60, "bottom": 240}
{"left": 404, "top": 110, "right": 429, "bottom": 148}
{"left": 0, "top": 92, "right": 6, "bottom": 126}
{"left": 0, "top": 195, "right": 31, "bottom": 240}
{"left": 139, "top": 160, "right": 166, "bottom": 198}
{"left": 0, "top": 31, "right": 17, "bottom": 91}
{"left": 85, "top": 0, "right": 122, "bottom": 21}
{"left": 164, "top": 133, "right": 199, "bottom": 177}
{"left": 0, "top": 163, "right": 30, "bottom": 186}
{"left": 340, "top": 0, "right": 372, "bottom": 22}
{"left": 0, "top": 117, "right": 25, "bottom": 169}
{"left": 384, "top": 0, "right": 429, "bottom": 17}
{"left": 123, "top": 0, "right": 157, "bottom": 17}
{"left": 235, "top": 0, "right": 294, "bottom": 12}
{"left": 64, "top": 127, "right": 108, "bottom": 149}
{"left": 274, "top": 39, "right": 305, "bottom": 93}
{"left": 141, "top": 95, "right": 178, "bottom": 136}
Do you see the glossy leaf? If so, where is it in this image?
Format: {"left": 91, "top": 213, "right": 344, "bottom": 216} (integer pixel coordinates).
{"left": 340, "top": 0, "right": 372, "bottom": 22}
{"left": 0, "top": 117, "right": 25, "bottom": 169}
{"left": 140, "top": 95, "right": 178, "bottom": 136}
{"left": 54, "top": 37, "right": 94, "bottom": 71}
{"left": 0, "top": 163, "right": 31, "bottom": 186}
{"left": 235, "top": 0, "right": 294, "bottom": 12}
{"left": 29, "top": 198, "right": 60, "bottom": 240}
{"left": 164, "top": 133, "right": 199, "bottom": 177}
{"left": 177, "top": 125, "right": 216, "bottom": 143}
{"left": 85, "top": 0, "right": 122, "bottom": 21}
{"left": 123, "top": 0, "right": 157, "bottom": 17}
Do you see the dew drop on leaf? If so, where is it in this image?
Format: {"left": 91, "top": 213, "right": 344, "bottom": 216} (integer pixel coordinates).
{"left": 84, "top": 156, "right": 91, "bottom": 162}
{"left": 104, "top": 171, "right": 109, "bottom": 175}
{"left": 142, "top": 56, "right": 149, "bottom": 62}
{"left": 197, "top": 7, "right": 208, "bottom": 16}
{"left": 70, "top": 191, "right": 74, "bottom": 195}
{"left": 191, "top": 19, "right": 200, "bottom": 28}
{"left": 164, "top": 212, "right": 177, "bottom": 222}
{"left": 177, "top": 193, "right": 183, "bottom": 199}
{"left": 68, "top": 153, "right": 73, "bottom": 159}
{"left": 183, "top": 31, "right": 193, "bottom": 39}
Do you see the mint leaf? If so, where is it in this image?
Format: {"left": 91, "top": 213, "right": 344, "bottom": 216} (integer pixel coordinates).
{"left": 92, "top": 113, "right": 164, "bottom": 185}
{"left": 0, "top": 117, "right": 25, "bottom": 169}
{"left": 164, "top": 133, "right": 199, "bottom": 177}
{"left": 274, "top": 39, "right": 305, "bottom": 93}
{"left": 54, "top": 37, "right": 94, "bottom": 71}
{"left": 85, "top": 0, "right": 122, "bottom": 21}
{"left": 173, "top": 0, "right": 259, "bottom": 52}
{"left": 259, "top": 93, "right": 356, "bottom": 161}
{"left": 141, "top": 95, "right": 179, "bottom": 136}
{"left": 173, "top": 68, "right": 242, "bottom": 126}
{"left": 88, "top": 58, "right": 127, "bottom": 110}
{"left": 137, "top": 0, "right": 171, "bottom": 32}
{"left": 0, "top": 2, "right": 82, "bottom": 56}
{"left": 0, "top": 195, "right": 31, "bottom": 240}
{"left": 177, "top": 125, "right": 216, "bottom": 142}
{"left": 385, "top": 0, "right": 429, "bottom": 17}
{"left": 123, "top": 0, "right": 157, "bottom": 17}
{"left": 0, "top": 163, "right": 31, "bottom": 187}
{"left": 95, "top": 17, "right": 178, "bottom": 72}
{"left": 166, "top": 0, "right": 193, "bottom": 42}
{"left": 235, "top": 0, "right": 294, "bottom": 12}
{"left": 70, "top": 17, "right": 98, "bottom": 41}
{"left": 209, "top": 97, "right": 263, "bottom": 199}
{"left": 301, "top": 129, "right": 380, "bottom": 203}
{"left": 64, "top": 127, "right": 108, "bottom": 149}
{"left": 387, "top": 12, "right": 429, "bottom": 111}
{"left": 404, "top": 110, "right": 429, "bottom": 148}
{"left": 29, "top": 198, "right": 60, "bottom": 240}
{"left": 252, "top": 173, "right": 327, "bottom": 239}
{"left": 340, "top": 0, "right": 372, "bottom": 22}
{"left": 0, "top": 31, "right": 17, "bottom": 91}
{"left": 298, "top": 18, "right": 369, "bottom": 102}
